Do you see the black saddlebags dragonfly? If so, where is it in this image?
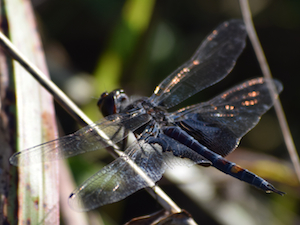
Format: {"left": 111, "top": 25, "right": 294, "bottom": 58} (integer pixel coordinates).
{"left": 10, "top": 19, "right": 284, "bottom": 211}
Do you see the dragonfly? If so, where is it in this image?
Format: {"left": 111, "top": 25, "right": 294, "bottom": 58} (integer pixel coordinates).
{"left": 10, "top": 19, "right": 284, "bottom": 212}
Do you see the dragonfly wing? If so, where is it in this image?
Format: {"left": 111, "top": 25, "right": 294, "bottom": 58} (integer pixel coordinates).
{"left": 150, "top": 19, "right": 247, "bottom": 109}
{"left": 10, "top": 112, "right": 151, "bottom": 166}
{"left": 171, "top": 78, "right": 283, "bottom": 157}
{"left": 68, "top": 138, "right": 169, "bottom": 211}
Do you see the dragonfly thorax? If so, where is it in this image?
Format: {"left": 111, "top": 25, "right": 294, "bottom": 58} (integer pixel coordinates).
{"left": 99, "top": 89, "right": 169, "bottom": 127}
{"left": 142, "top": 101, "right": 168, "bottom": 124}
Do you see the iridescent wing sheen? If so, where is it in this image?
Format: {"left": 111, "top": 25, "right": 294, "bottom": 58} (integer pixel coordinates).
{"left": 170, "top": 78, "right": 283, "bottom": 157}
{"left": 150, "top": 19, "right": 247, "bottom": 109}
{"left": 9, "top": 112, "right": 151, "bottom": 166}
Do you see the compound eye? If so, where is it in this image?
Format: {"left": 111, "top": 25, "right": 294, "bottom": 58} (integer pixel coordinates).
{"left": 97, "top": 92, "right": 116, "bottom": 117}
{"left": 100, "top": 92, "right": 108, "bottom": 99}
{"left": 97, "top": 92, "right": 108, "bottom": 108}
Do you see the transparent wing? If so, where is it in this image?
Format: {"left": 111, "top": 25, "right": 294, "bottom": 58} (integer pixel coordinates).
{"left": 150, "top": 19, "right": 247, "bottom": 109}
{"left": 68, "top": 138, "right": 168, "bottom": 211}
{"left": 68, "top": 129, "right": 212, "bottom": 211}
{"left": 171, "top": 78, "right": 283, "bottom": 157}
{"left": 10, "top": 112, "right": 151, "bottom": 166}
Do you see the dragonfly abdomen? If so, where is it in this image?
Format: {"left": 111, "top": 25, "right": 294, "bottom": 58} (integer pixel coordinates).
{"left": 164, "top": 126, "right": 285, "bottom": 195}
{"left": 212, "top": 157, "right": 284, "bottom": 195}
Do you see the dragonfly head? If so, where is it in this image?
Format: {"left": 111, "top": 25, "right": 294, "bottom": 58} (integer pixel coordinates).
{"left": 97, "top": 89, "right": 129, "bottom": 116}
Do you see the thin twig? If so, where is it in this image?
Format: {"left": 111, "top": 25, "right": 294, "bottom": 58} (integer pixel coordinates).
{"left": 239, "top": 0, "right": 300, "bottom": 182}
{"left": 0, "top": 31, "right": 182, "bottom": 213}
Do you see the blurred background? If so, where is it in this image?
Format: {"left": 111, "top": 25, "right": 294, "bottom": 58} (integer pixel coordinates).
{"left": 25, "top": 0, "right": 300, "bottom": 224}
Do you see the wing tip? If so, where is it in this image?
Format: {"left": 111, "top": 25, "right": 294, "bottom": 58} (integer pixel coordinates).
{"left": 9, "top": 152, "right": 20, "bottom": 166}
{"left": 68, "top": 192, "right": 87, "bottom": 212}
{"left": 273, "top": 79, "right": 284, "bottom": 94}
{"left": 225, "top": 19, "right": 246, "bottom": 33}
